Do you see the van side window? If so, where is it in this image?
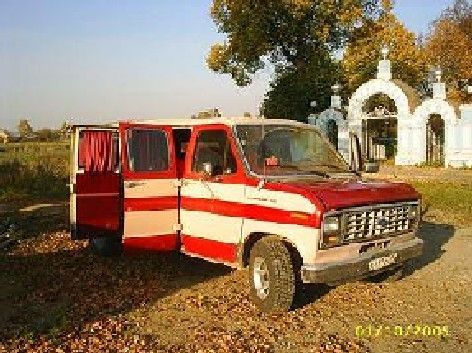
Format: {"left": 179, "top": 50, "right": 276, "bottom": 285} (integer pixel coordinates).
{"left": 127, "top": 129, "right": 169, "bottom": 172}
{"left": 192, "top": 130, "right": 237, "bottom": 176}
{"left": 77, "top": 130, "right": 119, "bottom": 172}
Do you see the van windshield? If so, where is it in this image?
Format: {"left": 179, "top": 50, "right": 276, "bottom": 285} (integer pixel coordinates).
{"left": 235, "top": 124, "right": 349, "bottom": 176}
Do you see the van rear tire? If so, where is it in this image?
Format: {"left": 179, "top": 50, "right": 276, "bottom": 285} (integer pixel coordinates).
{"left": 249, "top": 237, "right": 297, "bottom": 313}
{"left": 90, "top": 236, "right": 122, "bottom": 256}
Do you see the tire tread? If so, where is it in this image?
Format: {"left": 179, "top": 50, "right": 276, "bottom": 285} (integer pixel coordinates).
{"left": 249, "top": 236, "right": 297, "bottom": 312}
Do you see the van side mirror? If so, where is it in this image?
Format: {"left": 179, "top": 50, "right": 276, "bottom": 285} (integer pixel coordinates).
{"left": 349, "top": 133, "right": 363, "bottom": 173}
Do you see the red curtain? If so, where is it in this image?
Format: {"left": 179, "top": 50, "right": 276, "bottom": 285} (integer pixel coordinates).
{"left": 83, "top": 131, "right": 114, "bottom": 172}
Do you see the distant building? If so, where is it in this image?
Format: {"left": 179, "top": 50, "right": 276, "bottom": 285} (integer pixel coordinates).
{"left": 192, "top": 108, "right": 222, "bottom": 119}
{"left": 0, "top": 129, "right": 11, "bottom": 144}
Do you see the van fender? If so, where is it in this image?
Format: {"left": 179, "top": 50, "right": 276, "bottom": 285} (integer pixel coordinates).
{"left": 238, "top": 219, "right": 320, "bottom": 267}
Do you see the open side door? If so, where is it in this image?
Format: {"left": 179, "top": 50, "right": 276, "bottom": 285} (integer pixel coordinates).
{"left": 179, "top": 124, "right": 246, "bottom": 264}
{"left": 349, "top": 132, "right": 363, "bottom": 173}
{"left": 70, "top": 126, "right": 121, "bottom": 240}
{"left": 120, "top": 122, "right": 179, "bottom": 253}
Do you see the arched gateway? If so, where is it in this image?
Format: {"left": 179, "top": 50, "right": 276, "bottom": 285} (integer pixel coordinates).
{"left": 346, "top": 58, "right": 421, "bottom": 165}
{"left": 411, "top": 96, "right": 458, "bottom": 166}
{"left": 308, "top": 86, "right": 349, "bottom": 159}
{"left": 310, "top": 53, "right": 471, "bottom": 168}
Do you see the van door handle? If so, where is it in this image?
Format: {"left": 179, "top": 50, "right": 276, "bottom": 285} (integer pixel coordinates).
{"left": 125, "top": 181, "right": 144, "bottom": 189}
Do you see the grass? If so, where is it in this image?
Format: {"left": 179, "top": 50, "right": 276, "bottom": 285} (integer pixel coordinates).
{"left": 0, "top": 142, "right": 69, "bottom": 202}
{"left": 411, "top": 180, "right": 472, "bottom": 227}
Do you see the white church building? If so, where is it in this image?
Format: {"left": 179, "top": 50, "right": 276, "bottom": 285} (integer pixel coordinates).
{"left": 309, "top": 55, "right": 472, "bottom": 168}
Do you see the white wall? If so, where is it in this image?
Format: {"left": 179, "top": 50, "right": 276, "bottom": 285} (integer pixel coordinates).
{"left": 448, "top": 105, "right": 472, "bottom": 167}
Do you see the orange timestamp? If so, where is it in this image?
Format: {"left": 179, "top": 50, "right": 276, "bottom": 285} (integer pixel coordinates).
{"left": 355, "top": 324, "right": 449, "bottom": 338}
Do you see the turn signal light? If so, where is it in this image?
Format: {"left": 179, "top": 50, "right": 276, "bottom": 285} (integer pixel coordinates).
{"left": 321, "top": 216, "right": 342, "bottom": 248}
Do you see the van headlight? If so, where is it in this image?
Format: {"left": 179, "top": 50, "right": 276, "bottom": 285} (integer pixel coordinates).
{"left": 410, "top": 206, "right": 418, "bottom": 219}
{"left": 409, "top": 202, "right": 421, "bottom": 223}
{"left": 321, "top": 215, "right": 342, "bottom": 248}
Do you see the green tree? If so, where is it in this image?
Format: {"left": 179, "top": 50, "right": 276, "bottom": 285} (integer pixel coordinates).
{"left": 208, "top": 0, "right": 381, "bottom": 86}
{"left": 207, "top": 0, "right": 381, "bottom": 119}
{"left": 36, "top": 128, "right": 61, "bottom": 142}
{"left": 262, "top": 52, "right": 341, "bottom": 120}
{"left": 18, "top": 119, "right": 33, "bottom": 139}
{"left": 342, "top": 0, "right": 426, "bottom": 93}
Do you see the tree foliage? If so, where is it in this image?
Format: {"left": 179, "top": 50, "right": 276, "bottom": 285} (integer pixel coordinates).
{"left": 207, "top": 0, "right": 381, "bottom": 86}
{"left": 441, "top": 0, "right": 472, "bottom": 41}
{"left": 362, "top": 93, "right": 397, "bottom": 113}
{"left": 424, "top": 0, "right": 472, "bottom": 103}
{"left": 261, "top": 52, "right": 340, "bottom": 120}
{"left": 36, "top": 128, "right": 61, "bottom": 142}
{"left": 342, "top": 0, "right": 426, "bottom": 93}
{"left": 208, "top": 0, "right": 471, "bottom": 118}
{"left": 207, "top": 0, "right": 383, "bottom": 120}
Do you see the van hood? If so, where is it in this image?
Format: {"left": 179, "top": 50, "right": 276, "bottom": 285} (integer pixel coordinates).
{"left": 268, "top": 178, "right": 420, "bottom": 212}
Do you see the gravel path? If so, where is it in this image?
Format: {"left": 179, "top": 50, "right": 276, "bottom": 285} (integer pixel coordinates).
{"left": 364, "top": 165, "right": 472, "bottom": 185}
{"left": 1, "top": 222, "right": 471, "bottom": 353}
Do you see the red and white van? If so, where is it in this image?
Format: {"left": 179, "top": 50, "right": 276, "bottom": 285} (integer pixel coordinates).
{"left": 70, "top": 117, "right": 423, "bottom": 312}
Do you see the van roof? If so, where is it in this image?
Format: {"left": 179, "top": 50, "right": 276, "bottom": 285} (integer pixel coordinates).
{"left": 135, "top": 117, "right": 308, "bottom": 127}
{"left": 73, "top": 117, "right": 311, "bottom": 128}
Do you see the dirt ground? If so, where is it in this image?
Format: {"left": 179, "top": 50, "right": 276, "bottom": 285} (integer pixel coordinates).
{"left": 1, "top": 166, "right": 471, "bottom": 353}
{"left": 364, "top": 165, "right": 472, "bottom": 185}
{"left": 1, "top": 224, "right": 471, "bottom": 353}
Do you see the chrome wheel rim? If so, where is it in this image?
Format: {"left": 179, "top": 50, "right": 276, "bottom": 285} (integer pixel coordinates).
{"left": 253, "top": 257, "right": 270, "bottom": 299}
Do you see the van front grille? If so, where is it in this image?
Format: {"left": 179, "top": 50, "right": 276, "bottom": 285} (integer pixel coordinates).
{"left": 342, "top": 202, "right": 419, "bottom": 242}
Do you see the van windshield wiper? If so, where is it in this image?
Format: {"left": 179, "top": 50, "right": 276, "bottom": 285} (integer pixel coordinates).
{"left": 315, "top": 163, "right": 351, "bottom": 173}
{"left": 278, "top": 163, "right": 329, "bottom": 178}
{"left": 287, "top": 160, "right": 350, "bottom": 175}
{"left": 305, "top": 170, "right": 330, "bottom": 178}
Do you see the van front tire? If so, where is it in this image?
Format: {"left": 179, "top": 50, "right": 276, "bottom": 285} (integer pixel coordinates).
{"left": 249, "top": 237, "right": 297, "bottom": 313}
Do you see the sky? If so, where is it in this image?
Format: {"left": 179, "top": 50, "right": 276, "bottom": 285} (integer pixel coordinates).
{"left": 0, "top": 0, "right": 455, "bottom": 130}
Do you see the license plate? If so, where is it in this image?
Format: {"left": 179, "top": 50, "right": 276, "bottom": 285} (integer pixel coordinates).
{"left": 368, "top": 253, "right": 398, "bottom": 271}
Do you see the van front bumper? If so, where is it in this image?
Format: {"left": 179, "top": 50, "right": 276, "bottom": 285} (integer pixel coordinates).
{"left": 301, "top": 237, "right": 423, "bottom": 284}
